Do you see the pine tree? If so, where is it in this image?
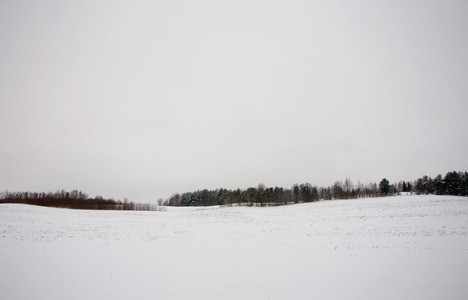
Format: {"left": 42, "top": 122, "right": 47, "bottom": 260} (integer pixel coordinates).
{"left": 379, "top": 178, "right": 390, "bottom": 196}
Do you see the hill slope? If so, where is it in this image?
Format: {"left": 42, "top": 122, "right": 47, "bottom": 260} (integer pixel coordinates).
{"left": 1, "top": 195, "right": 467, "bottom": 299}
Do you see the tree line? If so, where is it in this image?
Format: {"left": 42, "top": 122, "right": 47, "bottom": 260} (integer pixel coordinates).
{"left": 0, "top": 189, "right": 164, "bottom": 211}
{"left": 1, "top": 171, "right": 466, "bottom": 210}
{"left": 163, "top": 171, "right": 467, "bottom": 207}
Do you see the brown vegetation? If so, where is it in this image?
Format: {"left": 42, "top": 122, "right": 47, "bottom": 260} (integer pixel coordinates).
{"left": 0, "top": 190, "right": 164, "bottom": 211}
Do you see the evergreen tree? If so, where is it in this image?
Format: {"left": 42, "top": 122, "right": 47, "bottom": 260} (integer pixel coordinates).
{"left": 300, "top": 183, "right": 313, "bottom": 202}
{"left": 292, "top": 184, "right": 300, "bottom": 203}
{"left": 445, "top": 171, "right": 461, "bottom": 195}
{"left": 433, "top": 174, "right": 445, "bottom": 195}
{"left": 379, "top": 178, "right": 390, "bottom": 196}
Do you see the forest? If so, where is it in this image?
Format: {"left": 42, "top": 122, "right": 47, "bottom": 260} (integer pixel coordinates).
{"left": 1, "top": 171, "right": 467, "bottom": 210}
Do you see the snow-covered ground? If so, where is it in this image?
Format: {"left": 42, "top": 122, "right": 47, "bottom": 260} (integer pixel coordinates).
{"left": 1, "top": 195, "right": 467, "bottom": 299}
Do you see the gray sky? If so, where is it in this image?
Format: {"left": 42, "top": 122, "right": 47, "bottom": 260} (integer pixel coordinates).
{"left": 1, "top": 0, "right": 467, "bottom": 202}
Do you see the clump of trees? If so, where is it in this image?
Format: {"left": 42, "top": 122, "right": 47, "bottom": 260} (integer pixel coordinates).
{"left": 0, "top": 189, "right": 164, "bottom": 211}
{"left": 164, "top": 179, "right": 395, "bottom": 207}
{"left": 414, "top": 171, "right": 468, "bottom": 196}
{"left": 163, "top": 171, "right": 467, "bottom": 207}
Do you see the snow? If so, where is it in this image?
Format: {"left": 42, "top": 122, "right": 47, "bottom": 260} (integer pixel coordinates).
{"left": 1, "top": 195, "right": 467, "bottom": 299}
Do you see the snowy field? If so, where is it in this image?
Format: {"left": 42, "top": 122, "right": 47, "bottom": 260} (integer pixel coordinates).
{"left": 1, "top": 195, "right": 467, "bottom": 299}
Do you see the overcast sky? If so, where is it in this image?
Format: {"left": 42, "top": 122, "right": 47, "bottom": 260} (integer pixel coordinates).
{"left": 1, "top": 0, "right": 467, "bottom": 202}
